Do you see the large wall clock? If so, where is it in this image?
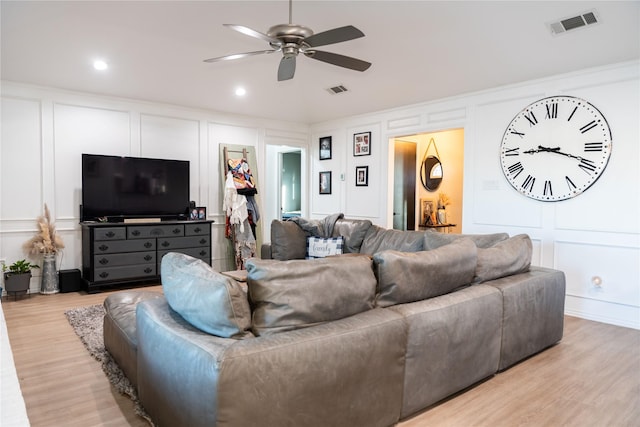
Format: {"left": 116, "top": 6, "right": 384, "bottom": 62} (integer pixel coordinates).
{"left": 500, "top": 95, "right": 612, "bottom": 201}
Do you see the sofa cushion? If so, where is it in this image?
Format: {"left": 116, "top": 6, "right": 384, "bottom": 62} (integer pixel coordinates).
{"left": 423, "top": 231, "right": 509, "bottom": 250}
{"left": 331, "top": 218, "right": 373, "bottom": 253}
{"left": 246, "top": 256, "right": 377, "bottom": 336}
{"left": 374, "top": 238, "right": 478, "bottom": 307}
{"left": 306, "top": 236, "right": 344, "bottom": 259}
{"left": 160, "top": 252, "right": 253, "bottom": 338}
{"left": 474, "top": 234, "right": 532, "bottom": 283}
{"left": 270, "top": 220, "right": 307, "bottom": 260}
{"left": 360, "top": 225, "right": 425, "bottom": 254}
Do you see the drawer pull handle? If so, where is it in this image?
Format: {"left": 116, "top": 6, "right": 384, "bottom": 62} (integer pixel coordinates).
{"left": 99, "top": 244, "right": 109, "bottom": 251}
{"left": 105, "top": 231, "right": 115, "bottom": 238}
{"left": 99, "top": 272, "right": 109, "bottom": 278}
{"left": 173, "top": 228, "right": 181, "bottom": 234}
{"left": 144, "top": 255, "right": 152, "bottom": 261}
{"left": 199, "top": 239, "right": 207, "bottom": 244}
{"left": 162, "top": 241, "right": 170, "bottom": 247}
{"left": 199, "top": 250, "right": 206, "bottom": 256}
{"left": 131, "top": 230, "right": 140, "bottom": 236}
{"left": 194, "top": 227, "right": 202, "bottom": 233}
{"left": 144, "top": 267, "right": 153, "bottom": 274}
{"left": 144, "top": 242, "right": 153, "bottom": 248}
{"left": 99, "top": 258, "right": 109, "bottom": 265}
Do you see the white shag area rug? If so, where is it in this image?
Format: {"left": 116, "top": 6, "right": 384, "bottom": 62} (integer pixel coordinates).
{"left": 64, "top": 304, "right": 153, "bottom": 425}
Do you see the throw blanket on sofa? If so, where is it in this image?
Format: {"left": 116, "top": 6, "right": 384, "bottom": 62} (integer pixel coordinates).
{"left": 291, "top": 213, "right": 344, "bottom": 237}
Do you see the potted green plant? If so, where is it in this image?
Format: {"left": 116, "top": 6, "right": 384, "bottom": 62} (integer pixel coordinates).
{"left": 2, "top": 259, "right": 40, "bottom": 298}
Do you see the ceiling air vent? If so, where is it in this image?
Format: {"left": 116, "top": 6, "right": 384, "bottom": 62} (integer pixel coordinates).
{"left": 548, "top": 10, "right": 599, "bottom": 35}
{"left": 327, "top": 85, "right": 348, "bottom": 95}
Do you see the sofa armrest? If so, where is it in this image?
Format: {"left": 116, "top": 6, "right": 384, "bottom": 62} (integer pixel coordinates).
{"left": 260, "top": 243, "right": 272, "bottom": 259}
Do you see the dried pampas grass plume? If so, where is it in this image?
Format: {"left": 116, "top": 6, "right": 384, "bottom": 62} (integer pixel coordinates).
{"left": 24, "top": 203, "right": 65, "bottom": 254}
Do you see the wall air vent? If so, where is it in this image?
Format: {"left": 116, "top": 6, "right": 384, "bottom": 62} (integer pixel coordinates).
{"left": 548, "top": 9, "right": 599, "bottom": 35}
{"left": 327, "top": 85, "right": 348, "bottom": 95}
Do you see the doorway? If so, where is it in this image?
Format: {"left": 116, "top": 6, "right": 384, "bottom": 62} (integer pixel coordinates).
{"left": 391, "top": 129, "right": 464, "bottom": 233}
{"left": 280, "top": 151, "right": 301, "bottom": 219}
{"left": 393, "top": 140, "right": 417, "bottom": 230}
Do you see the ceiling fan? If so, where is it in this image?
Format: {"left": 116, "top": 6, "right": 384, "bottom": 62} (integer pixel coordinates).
{"left": 203, "top": 0, "right": 371, "bottom": 81}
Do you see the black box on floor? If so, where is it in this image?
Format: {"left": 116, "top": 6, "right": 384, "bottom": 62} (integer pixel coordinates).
{"left": 59, "top": 269, "right": 82, "bottom": 293}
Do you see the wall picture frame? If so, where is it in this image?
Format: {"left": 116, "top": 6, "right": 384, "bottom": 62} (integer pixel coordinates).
{"left": 319, "top": 136, "right": 332, "bottom": 160}
{"left": 420, "top": 199, "right": 435, "bottom": 226}
{"left": 319, "top": 171, "right": 332, "bottom": 194}
{"left": 355, "top": 166, "right": 369, "bottom": 186}
{"left": 353, "top": 131, "right": 371, "bottom": 156}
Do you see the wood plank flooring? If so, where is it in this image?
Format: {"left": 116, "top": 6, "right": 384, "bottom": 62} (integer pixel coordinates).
{"left": 3, "top": 289, "right": 639, "bottom": 427}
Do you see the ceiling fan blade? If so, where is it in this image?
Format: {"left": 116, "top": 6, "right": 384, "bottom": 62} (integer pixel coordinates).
{"left": 278, "top": 56, "right": 296, "bottom": 81}
{"left": 203, "top": 50, "right": 276, "bottom": 63}
{"left": 304, "top": 25, "right": 365, "bottom": 48}
{"left": 304, "top": 50, "right": 371, "bottom": 72}
{"left": 224, "top": 24, "right": 281, "bottom": 44}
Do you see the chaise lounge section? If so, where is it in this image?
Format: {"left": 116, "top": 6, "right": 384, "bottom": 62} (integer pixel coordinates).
{"left": 104, "top": 216, "right": 566, "bottom": 426}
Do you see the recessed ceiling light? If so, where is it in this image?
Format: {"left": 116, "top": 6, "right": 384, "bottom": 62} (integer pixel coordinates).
{"left": 93, "top": 60, "right": 108, "bottom": 71}
{"left": 235, "top": 87, "right": 247, "bottom": 97}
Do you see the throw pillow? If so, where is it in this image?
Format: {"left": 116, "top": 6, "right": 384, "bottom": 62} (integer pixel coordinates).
{"left": 161, "top": 252, "right": 253, "bottom": 339}
{"left": 306, "top": 236, "right": 344, "bottom": 259}
{"left": 473, "top": 234, "right": 532, "bottom": 283}
{"left": 423, "top": 231, "right": 509, "bottom": 250}
{"left": 331, "top": 218, "right": 373, "bottom": 253}
{"left": 360, "top": 226, "right": 425, "bottom": 254}
{"left": 246, "top": 256, "right": 376, "bottom": 336}
{"left": 270, "top": 220, "right": 307, "bottom": 260}
{"left": 373, "top": 238, "right": 478, "bottom": 308}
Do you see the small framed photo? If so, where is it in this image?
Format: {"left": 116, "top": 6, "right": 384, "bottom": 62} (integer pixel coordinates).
{"left": 319, "top": 171, "right": 332, "bottom": 194}
{"left": 189, "top": 208, "right": 199, "bottom": 220}
{"left": 197, "top": 207, "right": 206, "bottom": 220}
{"left": 353, "top": 131, "right": 371, "bottom": 156}
{"left": 355, "top": 166, "right": 369, "bottom": 187}
{"left": 319, "top": 136, "right": 332, "bottom": 160}
{"left": 420, "top": 199, "right": 435, "bottom": 226}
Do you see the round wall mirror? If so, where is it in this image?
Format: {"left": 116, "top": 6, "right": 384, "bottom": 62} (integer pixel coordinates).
{"left": 420, "top": 155, "right": 443, "bottom": 191}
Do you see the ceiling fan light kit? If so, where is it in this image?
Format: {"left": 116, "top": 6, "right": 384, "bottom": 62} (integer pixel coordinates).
{"left": 203, "top": 0, "right": 371, "bottom": 81}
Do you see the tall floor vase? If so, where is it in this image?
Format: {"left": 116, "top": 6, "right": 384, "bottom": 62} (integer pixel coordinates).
{"left": 40, "top": 253, "right": 59, "bottom": 294}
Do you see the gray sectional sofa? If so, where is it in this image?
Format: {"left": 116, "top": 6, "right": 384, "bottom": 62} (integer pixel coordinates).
{"left": 104, "top": 216, "right": 566, "bottom": 427}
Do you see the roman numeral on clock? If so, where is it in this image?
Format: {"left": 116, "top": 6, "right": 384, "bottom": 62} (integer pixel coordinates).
{"left": 580, "top": 120, "right": 598, "bottom": 134}
{"left": 507, "top": 162, "right": 524, "bottom": 178}
{"left": 524, "top": 111, "right": 538, "bottom": 127}
{"left": 584, "top": 142, "right": 604, "bottom": 152}
{"left": 504, "top": 147, "right": 520, "bottom": 156}
{"left": 566, "top": 176, "right": 577, "bottom": 190}
{"left": 522, "top": 175, "right": 535, "bottom": 192}
{"left": 543, "top": 180, "right": 553, "bottom": 196}
{"left": 578, "top": 158, "right": 597, "bottom": 174}
{"left": 510, "top": 130, "right": 525, "bottom": 138}
{"left": 545, "top": 103, "right": 558, "bottom": 119}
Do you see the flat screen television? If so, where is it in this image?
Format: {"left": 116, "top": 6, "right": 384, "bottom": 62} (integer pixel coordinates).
{"left": 81, "top": 154, "right": 190, "bottom": 222}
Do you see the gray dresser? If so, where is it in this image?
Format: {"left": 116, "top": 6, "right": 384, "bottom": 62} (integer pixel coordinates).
{"left": 81, "top": 220, "right": 213, "bottom": 292}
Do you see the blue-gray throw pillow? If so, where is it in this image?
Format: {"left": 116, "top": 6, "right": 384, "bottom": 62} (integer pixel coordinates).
{"left": 161, "top": 252, "right": 253, "bottom": 339}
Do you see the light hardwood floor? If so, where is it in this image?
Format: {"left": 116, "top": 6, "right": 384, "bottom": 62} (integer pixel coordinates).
{"left": 3, "top": 288, "right": 639, "bottom": 427}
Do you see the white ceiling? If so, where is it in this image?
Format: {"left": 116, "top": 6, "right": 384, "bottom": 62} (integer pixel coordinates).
{"left": 2, "top": 1, "right": 638, "bottom": 124}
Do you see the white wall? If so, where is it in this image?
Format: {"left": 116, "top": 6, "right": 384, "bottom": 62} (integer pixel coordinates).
{"left": 0, "top": 82, "right": 308, "bottom": 292}
{"left": 311, "top": 61, "right": 640, "bottom": 329}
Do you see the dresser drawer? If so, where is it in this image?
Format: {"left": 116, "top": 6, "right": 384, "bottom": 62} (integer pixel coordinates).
{"left": 94, "top": 251, "right": 156, "bottom": 268}
{"left": 157, "top": 235, "right": 210, "bottom": 250}
{"left": 93, "top": 239, "right": 156, "bottom": 254}
{"left": 158, "top": 247, "right": 211, "bottom": 264}
{"left": 185, "top": 223, "right": 210, "bottom": 236}
{"left": 128, "top": 224, "right": 184, "bottom": 239}
{"left": 94, "top": 264, "right": 156, "bottom": 282}
{"left": 94, "top": 227, "right": 126, "bottom": 241}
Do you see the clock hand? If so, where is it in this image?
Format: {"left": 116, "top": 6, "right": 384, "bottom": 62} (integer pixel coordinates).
{"left": 523, "top": 145, "right": 561, "bottom": 155}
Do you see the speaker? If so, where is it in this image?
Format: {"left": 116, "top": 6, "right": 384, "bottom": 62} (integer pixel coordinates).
{"left": 59, "top": 269, "right": 82, "bottom": 293}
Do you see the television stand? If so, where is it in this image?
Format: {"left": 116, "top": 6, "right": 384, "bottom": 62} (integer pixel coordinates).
{"left": 81, "top": 219, "right": 213, "bottom": 293}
